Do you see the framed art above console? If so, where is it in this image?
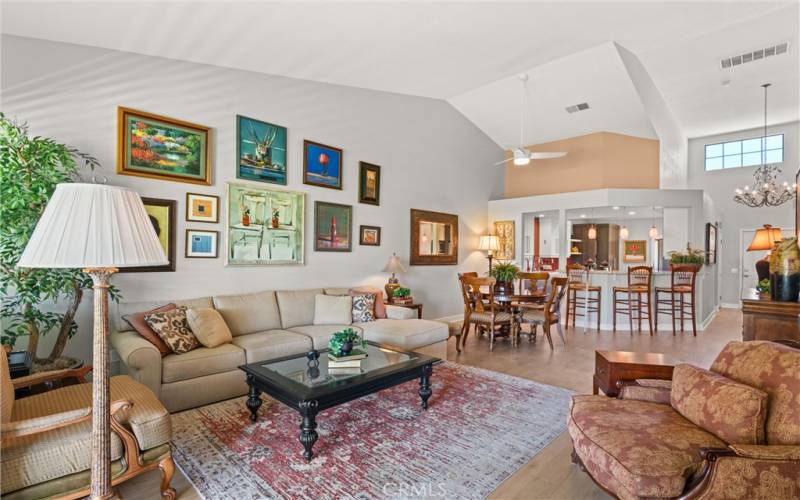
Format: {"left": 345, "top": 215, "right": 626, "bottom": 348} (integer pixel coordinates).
{"left": 410, "top": 209, "right": 458, "bottom": 265}
{"left": 117, "top": 107, "right": 211, "bottom": 185}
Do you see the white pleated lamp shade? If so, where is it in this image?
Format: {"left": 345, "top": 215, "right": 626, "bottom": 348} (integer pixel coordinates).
{"left": 382, "top": 254, "right": 406, "bottom": 274}
{"left": 17, "top": 183, "right": 168, "bottom": 269}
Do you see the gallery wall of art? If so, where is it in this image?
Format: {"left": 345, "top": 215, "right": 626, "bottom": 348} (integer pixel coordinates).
{"left": 1, "top": 35, "right": 503, "bottom": 364}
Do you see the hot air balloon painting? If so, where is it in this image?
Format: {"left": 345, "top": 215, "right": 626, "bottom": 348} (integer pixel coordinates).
{"left": 303, "top": 140, "right": 343, "bottom": 190}
{"left": 315, "top": 201, "right": 352, "bottom": 251}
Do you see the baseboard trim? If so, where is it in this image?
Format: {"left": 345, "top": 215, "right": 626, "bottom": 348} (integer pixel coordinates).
{"left": 720, "top": 302, "right": 741, "bottom": 310}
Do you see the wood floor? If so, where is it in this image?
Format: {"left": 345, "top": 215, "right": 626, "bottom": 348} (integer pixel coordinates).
{"left": 118, "top": 308, "right": 742, "bottom": 499}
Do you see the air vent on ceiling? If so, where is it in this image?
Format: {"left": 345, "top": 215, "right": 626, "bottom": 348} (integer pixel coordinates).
{"left": 566, "top": 102, "right": 590, "bottom": 114}
{"left": 720, "top": 42, "right": 789, "bottom": 69}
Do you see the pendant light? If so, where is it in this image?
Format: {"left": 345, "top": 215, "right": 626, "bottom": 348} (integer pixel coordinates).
{"left": 587, "top": 207, "right": 597, "bottom": 240}
{"left": 649, "top": 207, "right": 659, "bottom": 239}
{"left": 619, "top": 206, "right": 629, "bottom": 239}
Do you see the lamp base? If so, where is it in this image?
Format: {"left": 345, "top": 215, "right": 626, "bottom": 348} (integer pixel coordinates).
{"left": 755, "top": 258, "right": 770, "bottom": 283}
{"left": 385, "top": 282, "right": 400, "bottom": 303}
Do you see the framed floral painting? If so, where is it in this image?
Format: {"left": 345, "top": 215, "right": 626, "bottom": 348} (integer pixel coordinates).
{"left": 117, "top": 107, "right": 211, "bottom": 185}
{"left": 623, "top": 240, "right": 647, "bottom": 263}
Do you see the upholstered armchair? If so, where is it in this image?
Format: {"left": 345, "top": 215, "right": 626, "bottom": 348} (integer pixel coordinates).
{"left": 569, "top": 341, "right": 800, "bottom": 499}
{"left": 0, "top": 353, "right": 176, "bottom": 499}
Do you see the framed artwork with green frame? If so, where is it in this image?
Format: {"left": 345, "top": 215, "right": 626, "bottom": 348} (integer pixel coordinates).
{"left": 315, "top": 201, "right": 352, "bottom": 252}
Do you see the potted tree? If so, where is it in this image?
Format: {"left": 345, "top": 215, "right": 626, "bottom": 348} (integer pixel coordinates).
{"left": 0, "top": 114, "right": 117, "bottom": 371}
{"left": 667, "top": 245, "right": 706, "bottom": 271}
{"left": 489, "top": 262, "right": 519, "bottom": 295}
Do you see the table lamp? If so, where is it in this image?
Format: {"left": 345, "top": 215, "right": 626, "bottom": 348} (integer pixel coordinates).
{"left": 747, "top": 224, "right": 782, "bottom": 283}
{"left": 478, "top": 235, "right": 500, "bottom": 272}
{"left": 17, "top": 183, "right": 167, "bottom": 499}
{"left": 382, "top": 253, "right": 406, "bottom": 301}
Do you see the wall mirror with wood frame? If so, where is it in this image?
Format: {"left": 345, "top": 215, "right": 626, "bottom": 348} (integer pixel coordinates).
{"left": 410, "top": 209, "right": 458, "bottom": 265}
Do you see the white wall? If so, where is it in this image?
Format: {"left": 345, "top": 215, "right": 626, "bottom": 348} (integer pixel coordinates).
{"left": 1, "top": 35, "right": 502, "bottom": 363}
{"left": 687, "top": 121, "right": 799, "bottom": 306}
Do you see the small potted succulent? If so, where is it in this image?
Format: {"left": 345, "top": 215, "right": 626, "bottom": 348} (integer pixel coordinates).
{"left": 392, "top": 287, "right": 413, "bottom": 304}
{"left": 667, "top": 245, "right": 705, "bottom": 271}
{"left": 489, "top": 261, "right": 519, "bottom": 295}
{"left": 329, "top": 328, "right": 366, "bottom": 357}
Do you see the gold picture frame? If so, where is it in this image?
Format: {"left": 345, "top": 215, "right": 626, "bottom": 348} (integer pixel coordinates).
{"left": 494, "top": 220, "right": 515, "bottom": 260}
{"left": 623, "top": 240, "right": 647, "bottom": 263}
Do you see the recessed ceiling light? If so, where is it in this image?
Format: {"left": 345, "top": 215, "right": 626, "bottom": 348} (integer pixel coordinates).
{"left": 628, "top": 211, "right": 636, "bottom": 215}
{"left": 580, "top": 214, "right": 587, "bottom": 218}
{"left": 612, "top": 206, "right": 620, "bottom": 210}
{"left": 538, "top": 214, "right": 545, "bottom": 217}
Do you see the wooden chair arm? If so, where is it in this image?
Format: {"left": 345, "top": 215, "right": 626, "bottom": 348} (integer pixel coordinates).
{"left": 12, "top": 365, "right": 92, "bottom": 390}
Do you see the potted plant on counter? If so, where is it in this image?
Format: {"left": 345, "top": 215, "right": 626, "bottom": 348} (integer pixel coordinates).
{"left": 489, "top": 262, "right": 519, "bottom": 295}
{"left": 667, "top": 245, "right": 705, "bottom": 271}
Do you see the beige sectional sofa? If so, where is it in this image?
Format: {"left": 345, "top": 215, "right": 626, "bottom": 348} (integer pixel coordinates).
{"left": 110, "top": 287, "right": 448, "bottom": 412}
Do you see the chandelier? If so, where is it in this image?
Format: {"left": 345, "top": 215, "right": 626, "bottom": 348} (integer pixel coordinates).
{"left": 734, "top": 83, "right": 796, "bottom": 208}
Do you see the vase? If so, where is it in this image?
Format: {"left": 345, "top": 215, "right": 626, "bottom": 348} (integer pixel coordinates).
{"left": 272, "top": 216, "right": 279, "bottom": 229}
{"left": 340, "top": 341, "right": 353, "bottom": 356}
{"left": 494, "top": 280, "right": 514, "bottom": 296}
{"left": 768, "top": 237, "right": 800, "bottom": 301}
{"left": 242, "top": 213, "right": 250, "bottom": 226}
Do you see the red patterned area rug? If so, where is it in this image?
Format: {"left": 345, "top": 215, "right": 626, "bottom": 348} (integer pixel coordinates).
{"left": 171, "top": 362, "right": 572, "bottom": 499}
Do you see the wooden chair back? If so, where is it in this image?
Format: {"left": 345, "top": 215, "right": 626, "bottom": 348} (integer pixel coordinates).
{"left": 567, "top": 263, "right": 588, "bottom": 284}
{"left": 545, "top": 277, "right": 569, "bottom": 324}
{"left": 518, "top": 272, "right": 549, "bottom": 296}
{"left": 670, "top": 265, "right": 698, "bottom": 290}
{"left": 628, "top": 266, "right": 653, "bottom": 289}
{"left": 461, "top": 276, "right": 496, "bottom": 314}
{"left": 457, "top": 272, "right": 479, "bottom": 309}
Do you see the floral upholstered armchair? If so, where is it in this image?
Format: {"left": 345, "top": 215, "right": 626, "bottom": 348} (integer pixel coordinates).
{"left": 568, "top": 341, "right": 800, "bottom": 499}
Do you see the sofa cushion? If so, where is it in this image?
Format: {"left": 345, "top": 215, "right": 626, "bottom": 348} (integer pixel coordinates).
{"left": 144, "top": 306, "right": 200, "bottom": 354}
{"left": 288, "top": 324, "right": 352, "bottom": 349}
{"left": 326, "top": 286, "right": 387, "bottom": 319}
{"left": 122, "top": 303, "right": 175, "bottom": 356}
{"left": 710, "top": 340, "right": 800, "bottom": 445}
{"left": 4, "top": 375, "right": 170, "bottom": 494}
{"left": 359, "top": 319, "right": 448, "bottom": 349}
{"left": 313, "top": 294, "right": 352, "bottom": 325}
{"left": 213, "top": 291, "right": 281, "bottom": 336}
{"left": 351, "top": 293, "right": 376, "bottom": 322}
{"left": 231, "top": 330, "right": 312, "bottom": 363}
{"left": 671, "top": 363, "right": 768, "bottom": 445}
{"left": 186, "top": 308, "right": 233, "bottom": 348}
{"left": 161, "top": 343, "right": 245, "bottom": 383}
{"left": 115, "top": 296, "right": 213, "bottom": 334}
{"left": 276, "top": 289, "right": 323, "bottom": 329}
{"left": 568, "top": 394, "right": 726, "bottom": 499}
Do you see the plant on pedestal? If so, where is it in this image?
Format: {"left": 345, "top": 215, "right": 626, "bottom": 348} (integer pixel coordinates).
{"left": 0, "top": 114, "right": 117, "bottom": 369}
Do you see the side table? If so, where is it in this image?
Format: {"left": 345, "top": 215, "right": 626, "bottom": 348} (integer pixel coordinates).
{"left": 390, "top": 302, "right": 423, "bottom": 319}
{"left": 594, "top": 350, "right": 677, "bottom": 397}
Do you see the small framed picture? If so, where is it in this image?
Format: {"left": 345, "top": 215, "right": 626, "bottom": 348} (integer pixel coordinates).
{"left": 186, "top": 192, "right": 219, "bottom": 223}
{"left": 185, "top": 229, "right": 219, "bottom": 258}
{"left": 360, "top": 225, "right": 381, "bottom": 246}
{"left": 358, "top": 162, "right": 381, "bottom": 205}
{"left": 304, "top": 140, "right": 343, "bottom": 190}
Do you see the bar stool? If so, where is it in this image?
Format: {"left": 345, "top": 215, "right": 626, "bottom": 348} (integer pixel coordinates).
{"left": 655, "top": 265, "right": 699, "bottom": 336}
{"left": 565, "top": 263, "right": 601, "bottom": 330}
{"left": 612, "top": 266, "right": 653, "bottom": 335}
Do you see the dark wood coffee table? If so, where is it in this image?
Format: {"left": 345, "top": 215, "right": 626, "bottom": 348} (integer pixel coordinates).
{"left": 239, "top": 341, "right": 439, "bottom": 461}
{"left": 593, "top": 350, "right": 678, "bottom": 397}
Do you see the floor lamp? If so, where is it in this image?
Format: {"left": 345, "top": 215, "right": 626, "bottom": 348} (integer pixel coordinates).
{"left": 17, "top": 183, "right": 167, "bottom": 499}
{"left": 479, "top": 235, "right": 500, "bottom": 273}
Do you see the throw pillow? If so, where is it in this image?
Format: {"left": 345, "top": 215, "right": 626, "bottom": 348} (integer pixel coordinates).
{"left": 144, "top": 306, "right": 201, "bottom": 354}
{"left": 351, "top": 293, "right": 376, "bottom": 322}
{"left": 123, "top": 303, "right": 176, "bottom": 356}
{"left": 313, "top": 294, "right": 353, "bottom": 325}
{"left": 350, "top": 286, "right": 387, "bottom": 319}
{"left": 186, "top": 308, "right": 233, "bottom": 348}
{"left": 671, "top": 363, "right": 768, "bottom": 445}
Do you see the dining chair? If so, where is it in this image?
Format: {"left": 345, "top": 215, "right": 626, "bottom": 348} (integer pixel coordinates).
{"left": 459, "top": 275, "right": 515, "bottom": 351}
{"left": 517, "top": 271, "right": 550, "bottom": 297}
{"left": 518, "top": 277, "right": 568, "bottom": 349}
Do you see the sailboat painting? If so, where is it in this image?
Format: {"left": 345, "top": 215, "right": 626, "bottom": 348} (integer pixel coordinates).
{"left": 315, "top": 201, "right": 352, "bottom": 252}
{"left": 236, "top": 115, "right": 287, "bottom": 185}
{"left": 304, "top": 140, "right": 343, "bottom": 190}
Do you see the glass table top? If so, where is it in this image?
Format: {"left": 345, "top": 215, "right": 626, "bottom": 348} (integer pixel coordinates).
{"left": 259, "top": 343, "right": 415, "bottom": 387}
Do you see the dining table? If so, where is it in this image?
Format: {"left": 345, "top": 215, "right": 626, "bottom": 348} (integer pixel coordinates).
{"left": 481, "top": 292, "right": 546, "bottom": 344}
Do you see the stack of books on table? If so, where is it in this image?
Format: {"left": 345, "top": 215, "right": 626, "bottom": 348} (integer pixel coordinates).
{"left": 328, "top": 349, "right": 367, "bottom": 375}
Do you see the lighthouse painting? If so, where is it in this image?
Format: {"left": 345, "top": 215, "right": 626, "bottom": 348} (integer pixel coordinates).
{"left": 315, "top": 201, "right": 352, "bottom": 251}
{"left": 303, "top": 140, "right": 343, "bottom": 189}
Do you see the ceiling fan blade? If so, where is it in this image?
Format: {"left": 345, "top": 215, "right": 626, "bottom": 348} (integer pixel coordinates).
{"left": 529, "top": 151, "right": 567, "bottom": 159}
{"left": 493, "top": 158, "right": 514, "bottom": 166}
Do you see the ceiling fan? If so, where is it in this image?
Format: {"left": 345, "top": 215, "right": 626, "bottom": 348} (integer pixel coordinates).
{"left": 494, "top": 73, "right": 567, "bottom": 167}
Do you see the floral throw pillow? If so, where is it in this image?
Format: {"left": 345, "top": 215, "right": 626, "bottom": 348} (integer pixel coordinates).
{"left": 351, "top": 293, "right": 376, "bottom": 323}
{"left": 144, "top": 306, "right": 200, "bottom": 354}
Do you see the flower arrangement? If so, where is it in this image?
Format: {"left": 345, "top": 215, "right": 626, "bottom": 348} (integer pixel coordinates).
{"left": 328, "top": 327, "right": 365, "bottom": 357}
{"left": 668, "top": 245, "right": 706, "bottom": 266}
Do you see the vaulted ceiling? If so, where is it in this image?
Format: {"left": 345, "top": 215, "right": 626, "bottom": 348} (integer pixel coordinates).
{"left": 2, "top": 1, "right": 798, "bottom": 146}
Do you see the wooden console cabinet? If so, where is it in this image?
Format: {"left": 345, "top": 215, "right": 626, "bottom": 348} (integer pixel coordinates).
{"left": 741, "top": 288, "right": 800, "bottom": 342}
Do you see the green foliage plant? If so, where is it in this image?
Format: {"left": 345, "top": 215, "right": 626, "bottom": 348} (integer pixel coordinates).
{"left": 489, "top": 262, "right": 520, "bottom": 282}
{"left": 667, "top": 245, "right": 706, "bottom": 266}
{"left": 328, "top": 327, "right": 365, "bottom": 356}
{"left": 392, "top": 287, "right": 411, "bottom": 298}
